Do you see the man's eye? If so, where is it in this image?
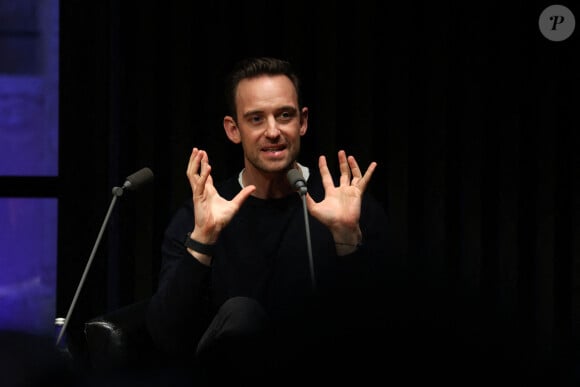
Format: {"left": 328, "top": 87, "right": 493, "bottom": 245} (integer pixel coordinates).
{"left": 251, "top": 116, "right": 263, "bottom": 123}
{"left": 279, "top": 111, "right": 293, "bottom": 120}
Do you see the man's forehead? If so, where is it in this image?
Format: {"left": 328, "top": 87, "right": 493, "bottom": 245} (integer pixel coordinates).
{"left": 236, "top": 75, "right": 298, "bottom": 111}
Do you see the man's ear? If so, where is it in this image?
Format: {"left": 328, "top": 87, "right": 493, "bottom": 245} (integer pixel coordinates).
{"left": 223, "top": 116, "right": 241, "bottom": 144}
{"left": 299, "top": 107, "right": 309, "bottom": 136}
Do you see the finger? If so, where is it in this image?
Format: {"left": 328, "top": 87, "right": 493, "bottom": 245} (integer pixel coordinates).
{"left": 347, "top": 155, "right": 363, "bottom": 179}
{"left": 187, "top": 148, "right": 197, "bottom": 174}
{"left": 206, "top": 173, "right": 214, "bottom": 187}
{"left": 304, "top": 192, "right": 318, "bottom": 212}
{"left": 338, "top": 150, "right": 351, "bottom": 186}
{"left": 195, "top": 152, "right": 212, "bottom": 196}
{"left": 357, "top": 161, "right": 378, "bottom": 193}
{"left": 186, "top": 148, "right": 203, "bottom": 189}
{"left": 199, "top": 151, "right": 211, "bottom": 185}
{"left": 231, "top": 185, "right": 256, "bottom": 207}
{"left": 318, "top": 155, "right": 335, "bottom": 191}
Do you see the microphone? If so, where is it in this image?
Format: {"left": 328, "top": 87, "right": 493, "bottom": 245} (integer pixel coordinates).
{"left": 123, "top": 167, "right": 154, "bottom": 191}
{"left": 286, "top": 167, "right": 316, "bottom": 292}
{"left": 287, "top": 168, "right": 307, "bottom": 196}
{"left": 56, "top": 167, "right": 154, "bottom": 347}
{"left": 113, "top": 167, "right": 154, "bottom": 196}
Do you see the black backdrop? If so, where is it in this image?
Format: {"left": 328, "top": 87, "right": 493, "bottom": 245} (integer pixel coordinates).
{"left": 57, "top": 0, "right": 579, "bottom": 381}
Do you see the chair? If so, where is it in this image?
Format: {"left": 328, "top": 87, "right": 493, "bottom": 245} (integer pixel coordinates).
{"left": 83, "top": 298, "right": 163, "bottom": 372}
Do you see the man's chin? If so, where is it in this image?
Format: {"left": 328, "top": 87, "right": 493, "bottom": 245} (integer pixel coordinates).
{"left": 254, "top": 159, "right": 294, "bottom": 175}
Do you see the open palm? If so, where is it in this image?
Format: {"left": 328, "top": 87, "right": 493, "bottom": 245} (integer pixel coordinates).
{"left": 306, "top": 150, "right": 377, "bottom": 239}
{"left": 187, "top": 148, "right": 255, "bottom": 243}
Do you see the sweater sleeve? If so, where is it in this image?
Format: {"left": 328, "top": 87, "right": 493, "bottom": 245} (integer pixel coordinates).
{"left": 329, "top": 191, "right": 397, "bottom": 314}
{"left": 306, "top": 169, "right": 394, "bottom": 305}
{"left": 146, "top": 203, "right": 212, "bottom": 363}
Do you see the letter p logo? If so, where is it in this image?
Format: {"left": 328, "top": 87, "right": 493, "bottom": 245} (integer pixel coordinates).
{"left": 539, "top": 5, "right": 575, "bottom": 41}
{"left": 549, "top": 15, "right": 565, "bottom": 30}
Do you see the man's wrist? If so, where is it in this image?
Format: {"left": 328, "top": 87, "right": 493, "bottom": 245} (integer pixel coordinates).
{"left": 335, "top": 240, "right": 363, "bottom": 248}
{"left": 332, "top": 226, "right": 362, "bottom": 246}
{"left": 185, "top": 232, "right": 216, "bottom": 256}
{"left": 331, "top": 226, "right": 363, "bottom": 256}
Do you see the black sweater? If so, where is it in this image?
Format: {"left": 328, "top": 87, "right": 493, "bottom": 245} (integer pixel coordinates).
{"left": 146, "top": 166, "right": 389, "bottom": 364}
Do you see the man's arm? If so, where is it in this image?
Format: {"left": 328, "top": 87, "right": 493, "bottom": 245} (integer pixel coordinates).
{"left": 305, "top": 150, "right": 377, "bottom": 256}
{"left": 147, "top": 147, "right": 255, "bottom": 363}
{"left": 146, "top": 204, "right": 211, "bottom": 363}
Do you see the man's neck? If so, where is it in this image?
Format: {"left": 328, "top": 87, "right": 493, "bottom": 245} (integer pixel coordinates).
{"left": 241, "top": 167, "right": 293, "bottom": 199}
{"left": 239, "top": 162, "right": 309, "bottom": 199}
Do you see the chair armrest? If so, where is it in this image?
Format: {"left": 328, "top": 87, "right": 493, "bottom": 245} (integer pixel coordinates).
{"left": 84, "top": 298, "right": 160, "bottom": 371}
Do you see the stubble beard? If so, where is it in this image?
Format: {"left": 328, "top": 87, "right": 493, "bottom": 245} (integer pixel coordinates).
{"left": 246, "top": 145, "right": 300, "bottom": 175}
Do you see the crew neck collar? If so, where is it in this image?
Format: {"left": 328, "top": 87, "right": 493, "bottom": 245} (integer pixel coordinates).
{"left": 238, "top": 163, "right": 310, "bottom": 189}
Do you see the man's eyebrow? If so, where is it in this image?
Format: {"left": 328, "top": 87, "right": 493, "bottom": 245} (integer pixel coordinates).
{"left": 277, "top": 105, "right": 298, "bottom": 112}
{"left": 242, "top": 110, "right": 264, "bottom": 119}
{"left": 242, "top": 106, "right": 297, "bottom": 119}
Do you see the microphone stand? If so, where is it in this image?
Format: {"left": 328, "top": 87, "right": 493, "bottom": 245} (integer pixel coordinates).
{"left": 55, "top": 186, "right": 125, "bottom": 347}
{"left": 299, "top": 192, "right": 316, "bottom": 292}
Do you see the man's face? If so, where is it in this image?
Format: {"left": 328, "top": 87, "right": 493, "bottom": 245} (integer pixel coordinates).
{"left": 227, "top": 75, "right": 308, "bottom": 175}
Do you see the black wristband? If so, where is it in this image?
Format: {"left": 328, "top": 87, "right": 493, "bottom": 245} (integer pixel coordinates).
{"left": 335, "top": 236, "right": 364, "bottom": 250}
{"left": 184, "top": 232, "right": 215, "bottom": 256}
{"left": 335, "top": 241, "right": 364, "bottom": 249}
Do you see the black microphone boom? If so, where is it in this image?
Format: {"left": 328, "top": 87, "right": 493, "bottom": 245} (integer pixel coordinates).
{"left": 286, "top": 168, "right": 316, "bottom": 291}
{"left": 55, "top": 167, "right": 154, "bottom": 347}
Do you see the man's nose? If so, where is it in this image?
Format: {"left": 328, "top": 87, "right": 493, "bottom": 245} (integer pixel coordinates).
{"left": 264, "top": 118, "right": 280, "bottom": 138}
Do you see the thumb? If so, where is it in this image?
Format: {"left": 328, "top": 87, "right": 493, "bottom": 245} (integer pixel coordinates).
{"left": 231, "top": 185, "right": 256, "bottom": 207}
{"left": 304, "top": 192, "right": 317, "bottom": 211}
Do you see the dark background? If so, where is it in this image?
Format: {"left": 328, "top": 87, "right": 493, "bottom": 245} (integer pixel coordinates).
{"left": 57, "top": 0, "right": 579, "bottom": 382}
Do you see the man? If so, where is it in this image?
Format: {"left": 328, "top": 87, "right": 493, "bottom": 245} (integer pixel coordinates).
{"left": 147, "top": 57, "right": 389, "bottom": 384}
